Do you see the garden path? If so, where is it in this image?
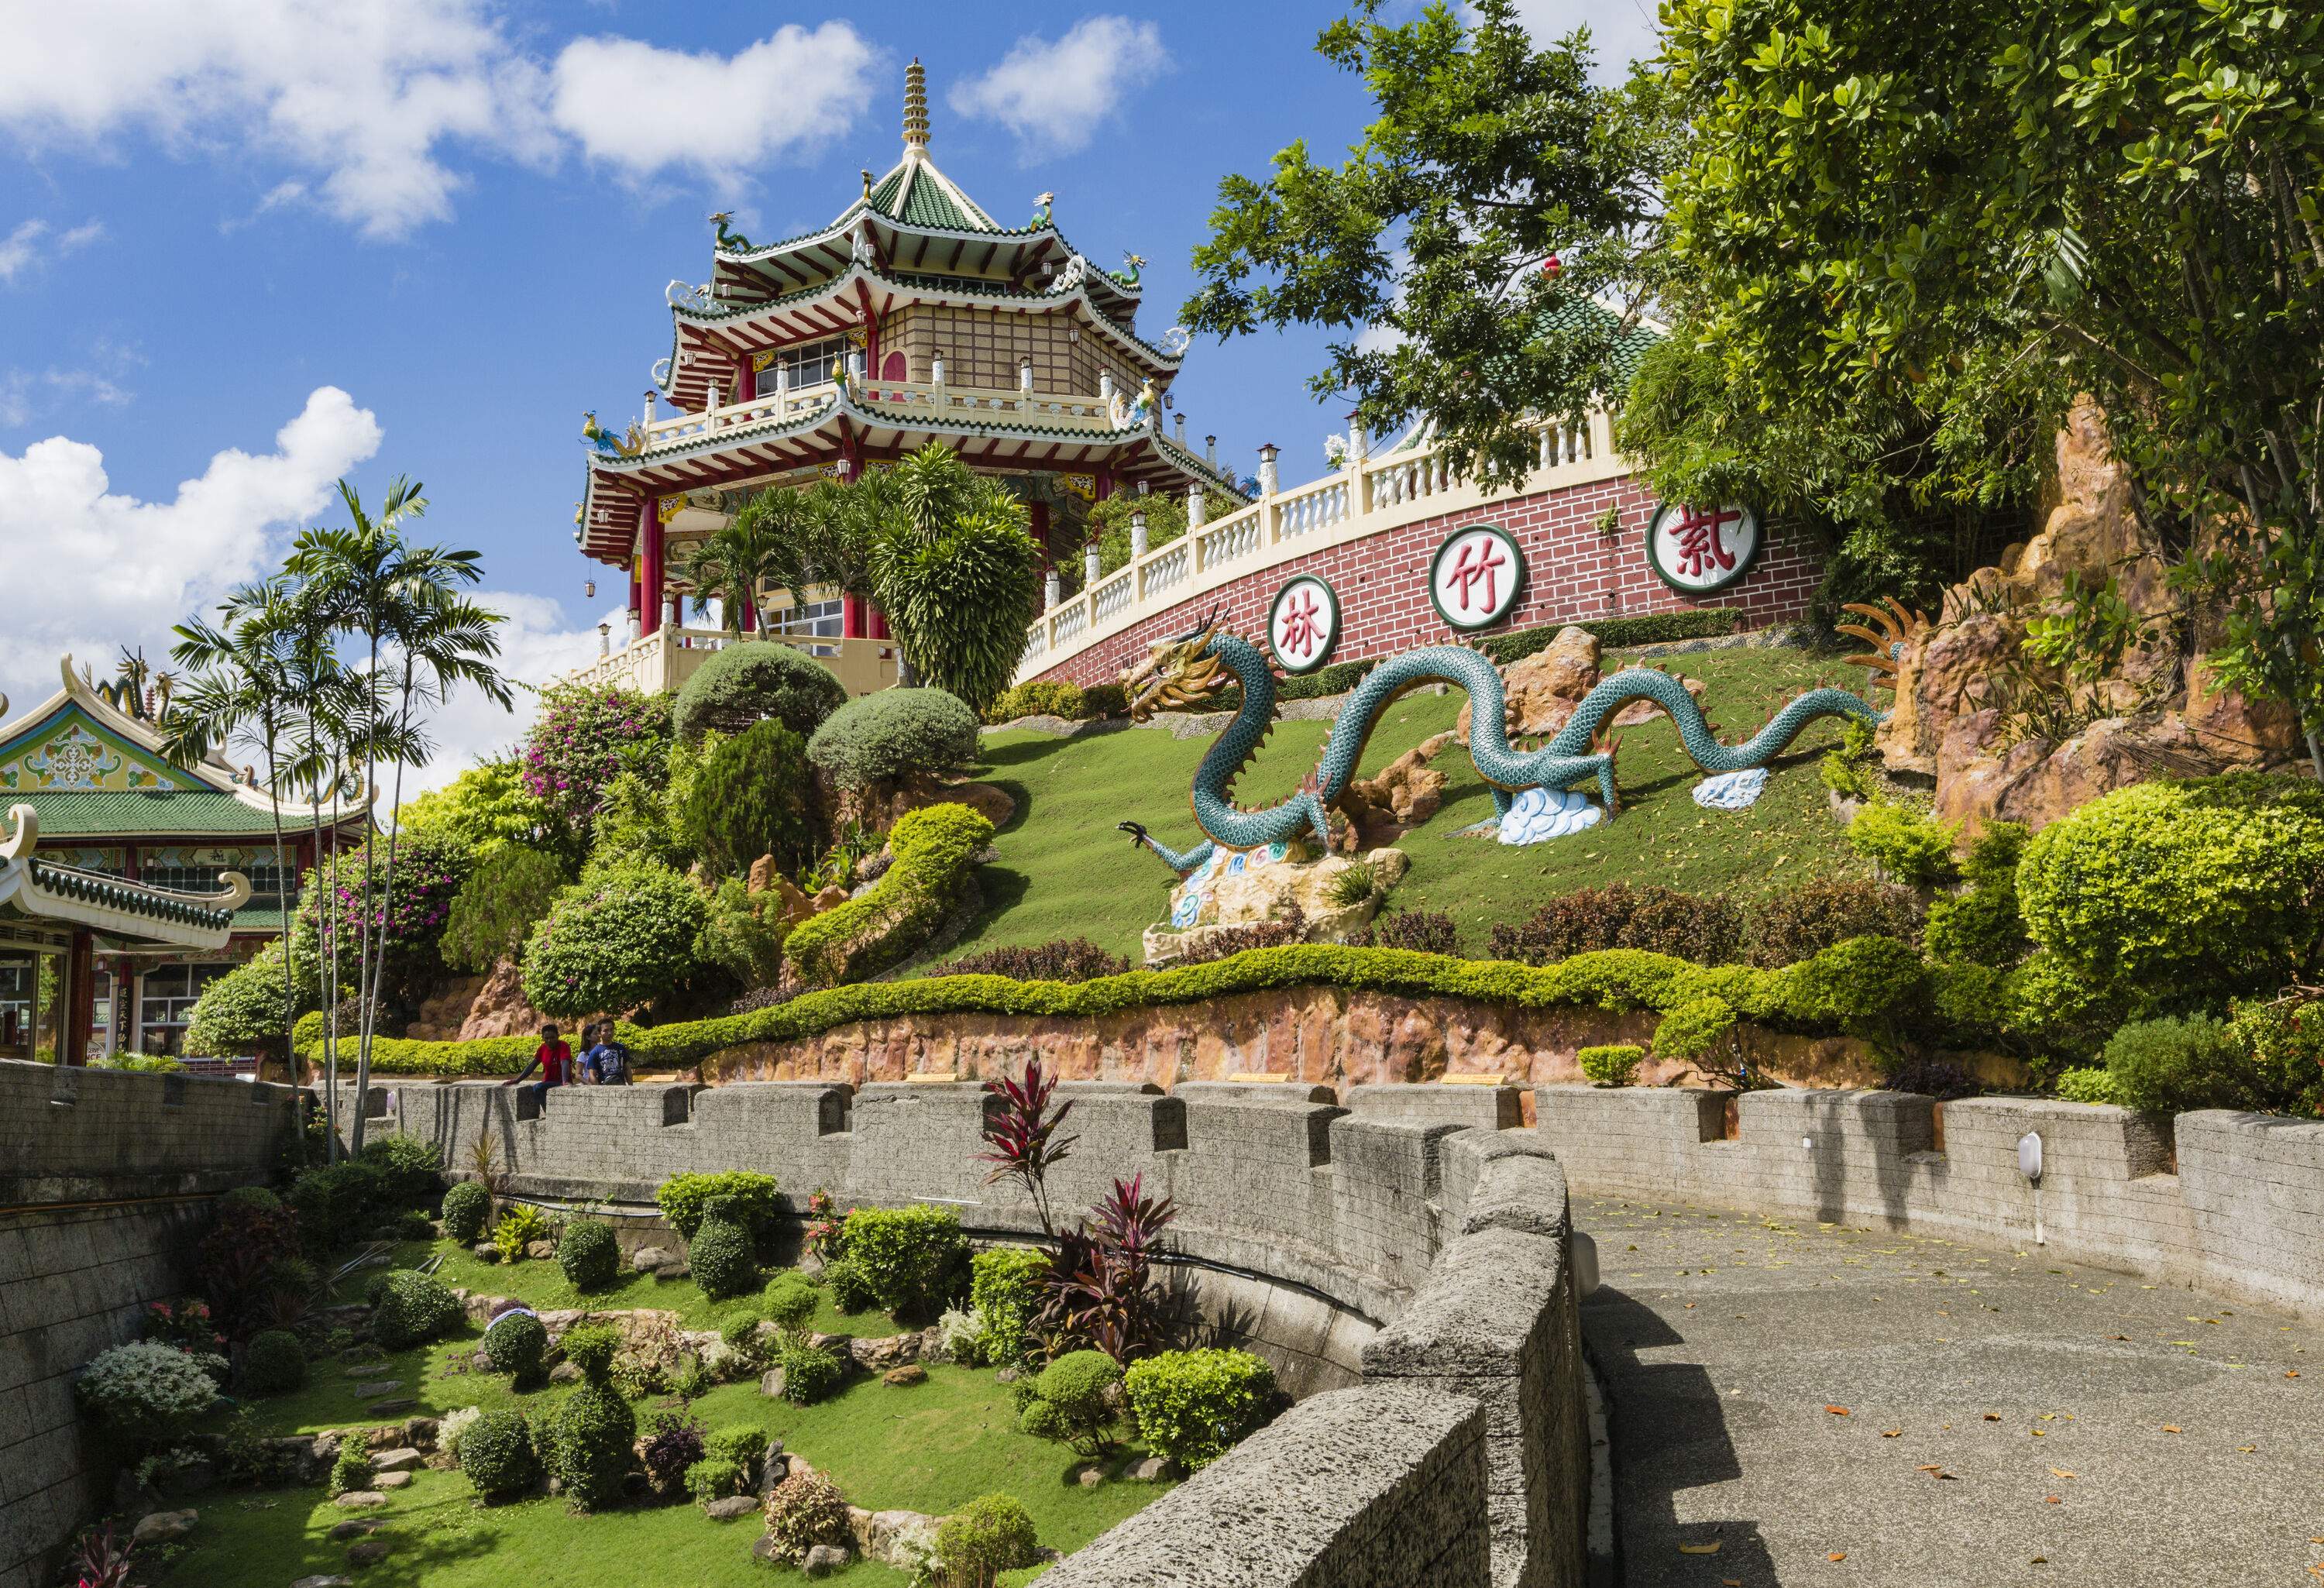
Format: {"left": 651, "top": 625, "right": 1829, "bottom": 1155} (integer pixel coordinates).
{"left": 1578, "top": 1194, "right": 2324, "bottom": 1587}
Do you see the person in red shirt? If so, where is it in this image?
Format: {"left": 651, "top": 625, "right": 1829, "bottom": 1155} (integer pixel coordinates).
{"left": 504, "top": 1023, "right": 572, "bottom": 1109}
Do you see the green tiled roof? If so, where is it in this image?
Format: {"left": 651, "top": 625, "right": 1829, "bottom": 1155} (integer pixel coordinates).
{"left": 1540, "top": 297, "right": 1661, "bottom": 387}
{"left": 868, "top": 164, "right": 995, "bottom": 232}
{"left": 27, "top": 858, "right": 234, "bottom": 931}
{"left": 9, "top": 788, "right": 302, "bottom": 837}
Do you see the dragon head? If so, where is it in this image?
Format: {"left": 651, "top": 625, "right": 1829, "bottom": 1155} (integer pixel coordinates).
{"left": 1122, "top": 607, "right": 1229, "bottom": 721}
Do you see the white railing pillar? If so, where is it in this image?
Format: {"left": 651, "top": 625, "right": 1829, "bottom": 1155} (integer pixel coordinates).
{"left": 1188, "top": 485, "right": 1207, "bottom": 531}
{"left": 1084, "top": 542, "right": 1102, "bottom": 588}
{"left": 597, "top": 623, "right": 610, "bottom": 658}
{"left": 1257, "top": 443, "right": 1281, "bottom": 544}
{"left": 1130, "top": 510, "right": 1148, "bottom": 559}
{"left": 1046, "top": 571, "right": 1061, "bottom": 612}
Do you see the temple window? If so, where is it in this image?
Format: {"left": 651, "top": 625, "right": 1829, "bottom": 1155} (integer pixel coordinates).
{"left": 776, "top": 336, "right": 844, "bottom": 390}
{"left": 769, "top": 596, "right": 844, "bottom": 640}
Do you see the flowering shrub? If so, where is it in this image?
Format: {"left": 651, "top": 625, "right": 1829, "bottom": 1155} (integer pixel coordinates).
{"left": 761, "top": 1468, "right": 851, "bottom": 1562}
{"left": 290, "top": 827, "right": 473, "bottom": 1023}
{"left": 521, "top": 682, "right": 675, "bottom": 846}
{"left": 520, "top": 860, "right": 707, "bottom": 1019}
{"left": 803, "top": 1188, "right": 848, "bottom": 1263}
{"left": 142, "top": 1298, "right": 225, "bottom": 1355}
{"left": 75, "top": 1342, "right": 220, "bottom": 1441}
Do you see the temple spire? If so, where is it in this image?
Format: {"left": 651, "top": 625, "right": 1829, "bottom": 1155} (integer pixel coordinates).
{"left": 903, "top": 58, "right": 930, "bottom": 152}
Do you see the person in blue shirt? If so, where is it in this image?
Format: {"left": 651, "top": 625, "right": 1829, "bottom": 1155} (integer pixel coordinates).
{"left": 579, "top": 1021, "right": 631, "bottom": 1086}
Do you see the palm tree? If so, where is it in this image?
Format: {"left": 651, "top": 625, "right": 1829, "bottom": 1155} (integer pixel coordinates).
{"left": 287, "top": 477, "right": 504, "bottom": 1153}
{"left": 169, "top": 578, "right": 308, "bottom": 1083}
{"left": 676, "top": 502, "right": 789, "bottom": 635}
{"left": 861, "top": 446, "right": 1043, "bottom": 709}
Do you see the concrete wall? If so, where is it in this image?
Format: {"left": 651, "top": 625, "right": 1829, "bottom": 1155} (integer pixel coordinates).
{"left": 327, "top": 1075, "right": 1590, "bottom": 1587}
{"left": 0, "top": 1059, "right": 296, "bottom": 1588}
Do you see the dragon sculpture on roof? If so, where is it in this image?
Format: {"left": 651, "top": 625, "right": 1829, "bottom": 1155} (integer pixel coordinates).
{"left": 1115, "top": 610, "right": 1886, "bottom": 875}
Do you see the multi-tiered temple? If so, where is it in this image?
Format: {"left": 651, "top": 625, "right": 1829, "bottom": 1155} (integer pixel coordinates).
{"left": 572, "top": 60, "right": 1244, "bottom": 699}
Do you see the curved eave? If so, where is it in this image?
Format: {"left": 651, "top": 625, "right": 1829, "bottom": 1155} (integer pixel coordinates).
{"left": 1, "top": 860, "right": 237, "bottom": 947}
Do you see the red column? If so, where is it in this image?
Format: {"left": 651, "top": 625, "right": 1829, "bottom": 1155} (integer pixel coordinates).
{"left": 737, "top": 588, "right": 758, "bottom": 632}
{"left": 1030, "top": 500, "right": 1051, "bottom": 572}
{"left": 63, "top": 929, "right": 94, "bottom": 1067}
{"left": 627, "top": 560, "right": 641, "bottom": 626}
{"left": 841, "top": 596, "right": 865, "bottom": 639}
{"left": 639, "top": 497, "right": 665, "bottom": 638}
{"left": 737, "top": 359, "right": 757, "bottom": 404}
{"left": 870, "top": 607, "right": 890, "bottom": 641}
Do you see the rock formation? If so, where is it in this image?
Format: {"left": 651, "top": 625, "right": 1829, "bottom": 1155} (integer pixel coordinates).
{"left": 1336, "top": 732, "right": 1454, "bottom": 850}
{"left": 1875, "top": 399, "right": 2299, "bottom": 836}
{"left": 1452, "top": 624, "right": 1706, "bottom": 743}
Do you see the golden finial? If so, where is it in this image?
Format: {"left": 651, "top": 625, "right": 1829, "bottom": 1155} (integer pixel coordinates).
{"left": 903, "top": 57, "right": 930, "bottom": 150}
{"left": 861, "top": 168, "right": 874, "bottom": 198}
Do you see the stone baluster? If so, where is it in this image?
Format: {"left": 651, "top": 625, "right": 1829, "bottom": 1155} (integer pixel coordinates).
{"left": 1130, "top": 510, "right": 1149, "bottom": 559}
{"left": 1188, "top": 485, "right": 1207, "bottom": 531}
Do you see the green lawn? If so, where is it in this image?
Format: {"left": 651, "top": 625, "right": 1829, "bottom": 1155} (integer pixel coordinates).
{"left": 177, "top": 1249, "right": 1167, "bottom": 1588}
{"left": 949, "top": 643, "right": 1878, "bottom": 961}
{"left": 392, "top": 1238, "right": 878, "bottom": 1337}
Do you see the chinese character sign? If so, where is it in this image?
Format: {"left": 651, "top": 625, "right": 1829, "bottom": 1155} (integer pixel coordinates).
{"left": 1267, "top": 576, "right": 1340, "bottom": 673}
{"left": 1647, "top": 502, "right": 1760, "bottom": 594}
{"left": 1428, "top": 524, "right": 1526, "bottom": 630}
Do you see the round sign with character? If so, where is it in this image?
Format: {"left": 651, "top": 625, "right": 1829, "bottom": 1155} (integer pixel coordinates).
{"left": 1646, "top": 502, "right": 1761, "bottom": 594}
{"left": 1427, "top": 523, "right": 1526, "bottom": 631}
{"left": 1267, "top": 575, "right": 1342, "bottom": 673}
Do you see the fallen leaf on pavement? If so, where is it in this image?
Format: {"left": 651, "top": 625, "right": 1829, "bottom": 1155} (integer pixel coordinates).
{"left": 2238, "top": 1444, "right": 2256, "bottom": 1453}
{"left": 1679, "top": 1542, "right": 1721, "bottom": 1555}
{"left": 2161, "top": 1425, "right": 2182, "bottom": 1434}
{"left": 1882, "top": 1429, "right": 1901, "bottom": 1438}
{"left": 2049, "top": 1468, "right": 2076, "bottom": 1479}
{"left": 1826, "top": 1404, "right": 1851, "bottom": 1416}
{"left": 1828, "top": 1552, "right": 1848, "bottom": 1562}
{"left": 2044, "top": 1495, "right": 2061, "bottom": 1504}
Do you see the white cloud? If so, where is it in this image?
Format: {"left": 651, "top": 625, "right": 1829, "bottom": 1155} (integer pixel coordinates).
{"left": 397, "top": 591, "right": 622, "bottom": 799}
{"left": 549, "top": 23, "right": 879, "bottom": 187}
{"left": 950, "top": 16, "right": 1170, "bottom": 160}
{"left": 1478, "top": 0, "right": 1660, "bottom": 82}
{"left": 0, "top": 5, "right": 876, "bottom": 239}
{"left": 0, "top": 387, "right": 381, "bottom": 718}
{"left": 0, "top": 217, "right": 104, "bottom": 284}
{"left": 1, "top": 339, "right": 146, "bottom": 430}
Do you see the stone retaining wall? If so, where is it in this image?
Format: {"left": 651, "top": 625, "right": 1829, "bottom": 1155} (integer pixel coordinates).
{"left": 0, "top": 1059, "right": 297, "bottom": 1588}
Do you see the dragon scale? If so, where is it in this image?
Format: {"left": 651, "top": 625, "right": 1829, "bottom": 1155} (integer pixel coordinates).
{"left": 1124, "top": 630, "right": 1883, "bottom": 875}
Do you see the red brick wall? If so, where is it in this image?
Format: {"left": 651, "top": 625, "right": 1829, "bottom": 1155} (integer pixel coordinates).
{"left": 1026, "top": 472, "right": 1823, "bottom": 688}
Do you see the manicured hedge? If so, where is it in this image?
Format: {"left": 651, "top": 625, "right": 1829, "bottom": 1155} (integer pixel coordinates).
{"left": 784, "top": 803, "right": 994, "bottom": 987}
{"left": 301, "top": 933, "right": 1988, "bottom": 1080}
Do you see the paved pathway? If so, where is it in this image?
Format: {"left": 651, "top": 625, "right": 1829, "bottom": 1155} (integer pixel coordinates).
{"left": 1577, "top": 1194, "right": 2324, "bottom": 1587}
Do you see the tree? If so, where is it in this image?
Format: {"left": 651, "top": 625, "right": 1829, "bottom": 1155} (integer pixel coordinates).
{"left": 675, "top": 720, "right": 820, "bottom": 877}
{"left": 440, "top": 846, "right": 568, "bottom": 973}
{"left": 861, "top": 446, "right": 1043, "bottom": 710}
{"left": 1183, "top": 1, "right": 1675, "bottom": 489}
{"left": 677, "top": 506, "right": 788, "bottom": 635}
{"left": 1658, "top": 0, "right": 2324, "bottom": 775}
{"left": 394, "top": 756, "right": 552, "bottom": 860}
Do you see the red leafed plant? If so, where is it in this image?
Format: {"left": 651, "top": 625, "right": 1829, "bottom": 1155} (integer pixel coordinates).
{"left": 977, "top": 1058, "right": 1078, "bottom": 1237}
{"left": 1042, "top": 1174, "right": 1177, "bottom": 1364}
{"left": 72, "top": 1524, "right": 136, "bottom": 1588}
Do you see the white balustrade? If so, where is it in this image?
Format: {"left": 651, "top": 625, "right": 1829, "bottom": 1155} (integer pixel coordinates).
{"left": 1090, "top": 569, "right": 1136, "bottom": 624}
{"left": 1139, "top": 541, "right": 1189, "bottom": 601}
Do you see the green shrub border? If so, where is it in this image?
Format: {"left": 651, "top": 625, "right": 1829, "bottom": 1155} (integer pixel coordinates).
{"left": 301, "top": 936, "right": 1965, "bottom": 1080}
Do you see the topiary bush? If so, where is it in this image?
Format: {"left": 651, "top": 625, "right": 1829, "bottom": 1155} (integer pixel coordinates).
{"left": 1773, "top": 934, "right": 1927, "bottom": 1043}
{"left": 806, "top": 687, "right": 982, "bottom": 790}
{"left": 1846, "top": 801, "right": 1960, "bottom": 885}
{"left": 761, "top": 1270, "right": 819, "bottom": 1330}
{"left": 1741, "top": 879, "right": 1923, "bottom": 968}
{"left": 521, "top": 859, "right": 709, "bottom": 1019}
{"left": 1123, "top": 1347, "right": 1276, "bottom": 1471}
{"left": 674, "top": 640, "right": 850, "bottom": 743}
{"left": 241, "top": 1330, "right": 305, "bottom": 1396}
{"left": 2099, "top": 1012, "right": 2312, "bottom": 1115}
{"left": 458, "top": 1409, "right": 541, "bottom": 1500}
{"left": 935, "top": 1493, "right": 1042, "bottom": 1587}
{"left": 775, "top": 1333, "right": 846, "bottom": 1405}
{"left": 786, "top": 803, "right": 995, "bottom": 987}
{"left": 822, "top": 1256, "right": 877, "bottom": 1314}
{"left": 685, "top": 1456, "right": 744, "bottom": 1504}
{"left": 761, "top": 1467, "right": 852, "bottom": 1563}
{"left": 655, "top": 1170, "right": 782, "bottom": 1240}
{"left": 2019, "top": 774, "right": 2324, "bottom": 999}
{"left": 367, "top": 1270, "right": 462, "bottom": 1350}
{"left": 1017, "top": 1349, "right": 1122, "bottom": 1458}
{"left": 1653, "top": 995, "right": 1738, "bottom": 1064}
{"left": 2053, "top": 1067, "right": 2123, "bottom": 1105}
{"left": 557, "top": 1218, "right": 621, "bottom": 1293}
{"left": 358, "top": 1135, "right": 443, "bottom": 1207}
{"left": 182, "top": 938, "right": 302, "bottom": 1060}
{"left": 1577, "top": 1043, "right": 1644, "bottom": 1086}
{"left": 549, "top": 1325, "right": 637, "bottom": 1510}
{"left": 559, "top": 1322, "right": 621, "bottom": 1380}
{"left": 687, "top": 1198, "right": 759, "bottom": 1301}
{"left": 841, "top": 1205, "right": 969, "bottom": 1322}
{"left": 483, "top": 1311, "right": 548, "bottom": 1383}
{"left": 675, "top": 719, "right": 820, "bottom": 878}
{"left": 705, "top": 1425, "right": 767, "bottom": 1473}
{"left": 440, "top": 1181, "right": 491, "bottom": 1244}
{"left": 970, "top": 1246, "right": 1050, "bottom": 1368}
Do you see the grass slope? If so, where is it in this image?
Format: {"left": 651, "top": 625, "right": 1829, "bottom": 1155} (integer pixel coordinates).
{"left": 951, "top": 644, "right": 1877, "bottom": 961}
{"left": 170, "top": 1243, "right": 1160, "bottom": 1586}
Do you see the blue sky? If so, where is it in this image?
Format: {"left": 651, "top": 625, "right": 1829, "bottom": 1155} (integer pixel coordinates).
{"left": 0, "top": 0, "right": 1653, "bottom": 789}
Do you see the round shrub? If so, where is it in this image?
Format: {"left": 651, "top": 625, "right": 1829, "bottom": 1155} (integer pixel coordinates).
{"left": 458, "top": 1409, "right": 541, "bottom": 1500}
{"left": 368, "top": 1270, "right": 462, "bottom": 1351}
{"left": 937, "top": 1493, "right": 1041, "bottom": 1586}
{"left": 559, "top": 1322, "right": 621, "bottom": 1382}
{"left": 183, "top": 939, "right": 299, "bottom": 1058}
{"left": 685, "top": 1456, "right": 744, "bottom": 1504}
{"left": 2018, "top": 774, "right": 2324, "bottom": 995}
{"left": 822, "top": 1256, "right": 876, "bottom": 1314}
{"left": 655, "top": 1170, "right": 782, "bottom": 1239}
{"left": 75, "top": 1342, "right": 219, "bottom": 1440}
{"left": 706, "top": 1425, "right": 767, "bottom": 1473}
{"left": 483, "top": 1311, "right": 548, "bottom": 1382}
{"left": 551, "top": 1379, "right": 638, "bottom": 1510}
{"left": 806, "top": 687, "right": 982, "bottom": 790}
{"left": 359, "top": 1134, "right": 444, "bottom": 1206}
{"left": 1775, "top": 935, "right": 1927, "bottom": 1036}
{"left": 841, "top": 1204, "right": 968, "bottom": 1321}
{"left": 719, "top": 1311, "right": 770, "bottom": 1371}
{"left": 761, "top": 1467, "right": 851, "bottom": 1564}
{"left": 676, "top": 720, "right": 820, "bottom": 878}
{"left": 970, "top": 1246, "right": 1049, "bottom": 1368}
{"left": 1652, "top": 995, "right": 1737, "bottom": 1063}
{"left": 1846, "top": 801, "right": 1960, "bottom": 886}
{"left": 557, "top": 1218, "right": 621, "bottom": 1292}
{"left": 1576, "top": 1044, "right": 1643, "bottom": 1087}
{"left": 762, "top": 1270, "right": 819, "bottom": 1330}
{"left": 674, "top": 640, "right": 849, "bottom": 743}
{"left": 2098, "top": 1013, "right": 2310, "bottom": 1115}
{"left": 218, "top": 1185, "right": 284, "bottom": 1218}
{"left": 242, "top": 1329, "right": 306, "bottom": 1396}
{"left": 521, "top": 859, "right": 708, "bottom": 1019}
{"left": 687, "top": 1200, "right": 758, "bottom": 1301}
{"left": 1124, "top": 1347, "right": 1277, "bottom": 1471}
{"left": 775, "top": 1335, "right": 846, "bottom": 1405}
{"left": 1018, "top": 1349, "right": 1122, "bottom": 1458}
{"left": 440, "top": 1181, "right": 491, "bottom": 1244}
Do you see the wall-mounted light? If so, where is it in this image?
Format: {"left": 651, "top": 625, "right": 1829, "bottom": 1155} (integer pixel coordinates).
{"left": 1800, "top": 1135, "right": 1813, "bottom": 1153}
{"left": 1569, "top": 1230, "right": 1600, "bottom": 1298}
{"left": 2017, "top": 1132, "right": 2043, "bottom": 1184}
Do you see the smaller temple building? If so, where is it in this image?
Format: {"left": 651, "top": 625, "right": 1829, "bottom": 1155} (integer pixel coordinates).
{"left": 0, "top": 658, "right": 366, "bottom": 1061}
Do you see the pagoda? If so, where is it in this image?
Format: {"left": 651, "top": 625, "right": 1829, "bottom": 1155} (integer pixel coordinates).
{"left": 0, "top": 656, "right": 367, "bottom": 1065}
{"left": 572, "top": 59, "right": 1245, "bottom": 698}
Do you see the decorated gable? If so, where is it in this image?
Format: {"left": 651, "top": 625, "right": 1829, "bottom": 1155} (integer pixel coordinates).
{"left": 0, "top": 703, "right": 201, "bottom": 793}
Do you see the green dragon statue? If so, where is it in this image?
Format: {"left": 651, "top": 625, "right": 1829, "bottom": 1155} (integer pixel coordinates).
{"left": 1116, "top": 611, "right": 1883, "bottom": 875}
